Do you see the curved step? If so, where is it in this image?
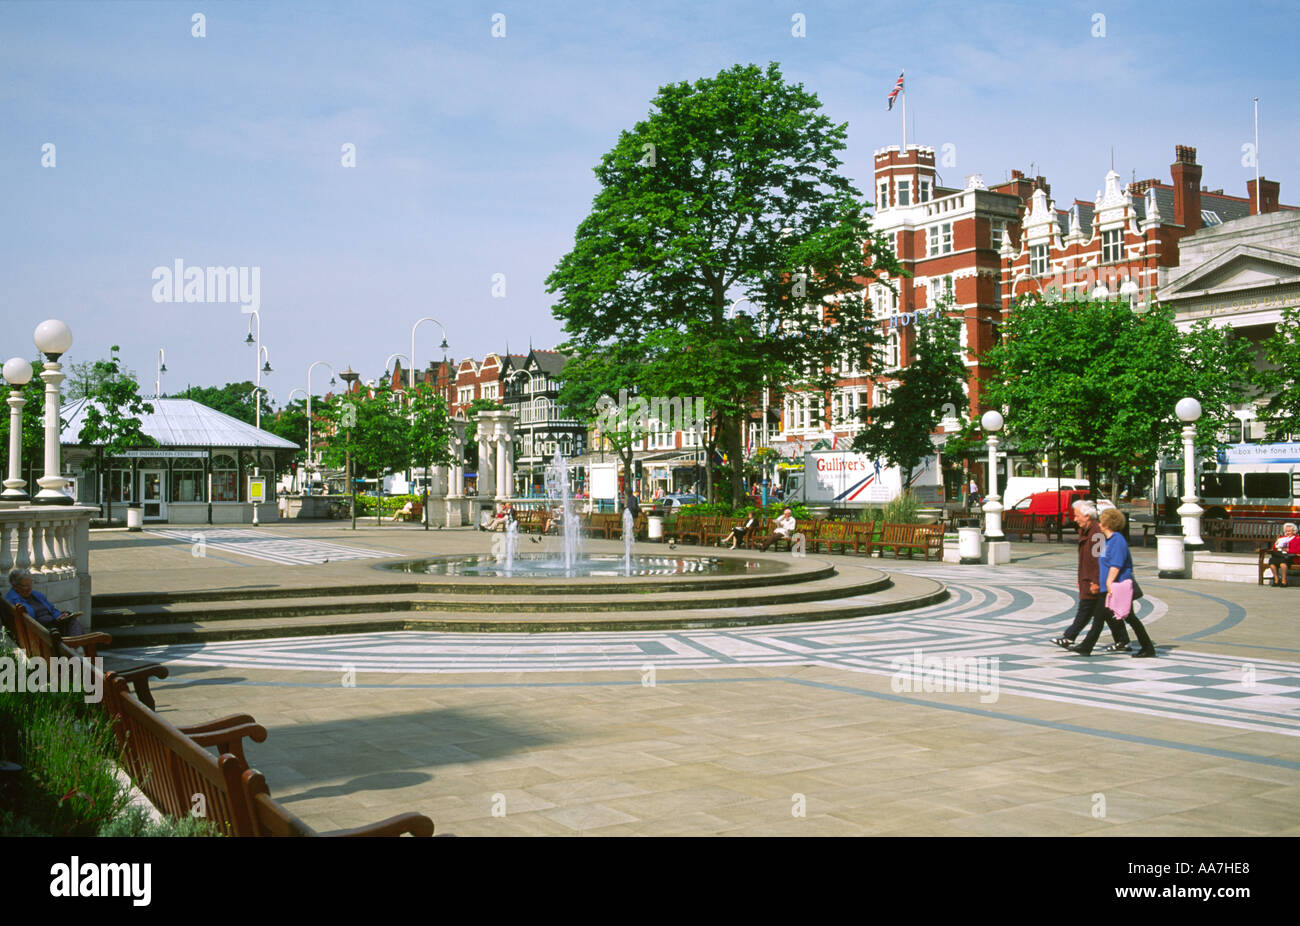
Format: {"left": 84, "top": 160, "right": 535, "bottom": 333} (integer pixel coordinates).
{"left": 106, "top": 574, "right": 948, "bottom": 645}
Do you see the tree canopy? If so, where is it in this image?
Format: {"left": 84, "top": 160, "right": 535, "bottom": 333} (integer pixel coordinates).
{"left": 548, "top": 61, "right": 902, "bottom": 505}
{"left": 1257, "top": 305, "right": 1300, "bottom": 440}
{"left": 981, "top": 296, "right": 1255, "bottom": 495}
{"left": 172, "top": 382, "right": 272, "bottom": 426}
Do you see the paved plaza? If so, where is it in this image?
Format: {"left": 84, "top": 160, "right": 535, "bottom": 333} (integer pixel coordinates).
{"left": 95, "top": 523, "right": 1300, "bottom": 836}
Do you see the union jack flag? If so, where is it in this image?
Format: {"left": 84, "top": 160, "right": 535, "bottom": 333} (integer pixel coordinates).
{"left": 887, "top": 71, "right": 904, "bottom": 111}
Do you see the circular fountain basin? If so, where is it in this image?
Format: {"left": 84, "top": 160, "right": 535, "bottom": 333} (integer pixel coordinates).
{"left": 383, "top": 552, "right": 777, "bottom": 579}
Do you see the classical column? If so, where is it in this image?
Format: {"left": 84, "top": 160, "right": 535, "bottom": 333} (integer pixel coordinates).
{"left": 35, "top": 361, "right": 72, "bottom": 505}
{"left": 496, "top": 433, "right": 509, "bottom": 499}
{"left": 3, "top": 387, "right": 28, "bottom": 501}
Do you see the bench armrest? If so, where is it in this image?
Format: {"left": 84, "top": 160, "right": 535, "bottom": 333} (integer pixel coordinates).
{"left": 183, "top": 721, "right": 268, "bottom": 765}
{"left": 178, "top": 713, "right": 259, "bottom": 734}
{"left": 113, "top": 664, "right": 169, "bottom": 711}
{"left": 61, "top": 631, "right": 113, "bottom": 657}
{"left": 326, "top": 813, "right": 436, "bottom": 837}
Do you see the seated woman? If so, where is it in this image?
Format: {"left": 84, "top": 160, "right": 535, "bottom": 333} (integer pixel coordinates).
{"left": 724, "top": 513, "right": 758, "bottom": 550}
{"left": 1268, "top": 523, "right": 1300, "bottom": 588}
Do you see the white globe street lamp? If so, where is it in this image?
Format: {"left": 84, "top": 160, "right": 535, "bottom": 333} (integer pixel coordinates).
{"left": 1175, "top": 397, "right": 1205, "bottom": 550}
{"left": 2, "top": 357, "right": 33, "bottom": 502}
{"left": 32, "top": 321, "right": 73, "bottom": 505}
{"left": 981, "top": 410, "right": 1005, "bottom": 540}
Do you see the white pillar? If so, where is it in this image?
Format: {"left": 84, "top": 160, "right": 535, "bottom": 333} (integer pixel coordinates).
{"left": 35, "top": 361, "right": 72, "bottom": 505}
{"left": 983, "top": 434, "right": 1004, "bottom": 539}
{"left": 1178, "top": 423, "right": 1205, "bottom": 549}
{"left": 3, "top": 390, "right": 28, "bottom": 501}
{"left": 496, "top": 434, "right": 508, "bottom": 499}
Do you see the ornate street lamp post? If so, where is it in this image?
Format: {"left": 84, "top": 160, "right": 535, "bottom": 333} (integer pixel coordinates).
{"left": 981, "top": 410, "right": 1005, "bottom": 540}
{"left": 1176, "top": 397, "right": 1205, "bottom": 550}
{"left": 339, "top": 367, "right": 361, "bottom": 530}
{"left": 2, "top": 357, "right": 33, "bottom": 502}
{"left": 33, "top": 320, "right": 73, "bottom": 505}
{"left": 305, "top": 361, "right": 335, "bottom": 495}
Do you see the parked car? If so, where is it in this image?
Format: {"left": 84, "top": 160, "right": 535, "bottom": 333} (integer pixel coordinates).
{"left": 654, "top": 493, "right": 704, "bottom": 512}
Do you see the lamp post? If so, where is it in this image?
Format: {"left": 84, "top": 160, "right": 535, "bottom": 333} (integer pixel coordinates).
{"left": 981, "top": 410, "right": 1005, "bottom": 540}
{"left": 386, "top": 353, "right": 410, "bottom": 390}
{"left": 305, "top": 361, "right": 335, "bottom": 495}
{"left": 1176, "top": 397, "right": 1205, "bottom": 550}
{"left": 32, "top": 320, "right": 73, "bottom": 505}
{"left": 2, "top": 357, "right": 33, "bottom": 502}
{"left": 339, "top": 366, "right": 361, "bottom": 530}
{"left": 410, "top": 317, "right": 449, "bottom": 390}
{"left": 155, "top": 349, "right": 167, "bottom": 398}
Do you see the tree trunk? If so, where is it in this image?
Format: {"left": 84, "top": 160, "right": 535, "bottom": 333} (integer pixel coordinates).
{"left": 725, "top": 414, "right": 745, "bottom": 509}
{"left": 103, "top": 450, "right": 111, "bottom": 524}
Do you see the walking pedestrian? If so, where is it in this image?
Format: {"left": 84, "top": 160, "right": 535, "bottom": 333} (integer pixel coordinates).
{"left": 1071, "top": 508, "right": 1157, "bottom": 658}
{"left": 1053, "top": 501, "right": 1130, "bottom": 651}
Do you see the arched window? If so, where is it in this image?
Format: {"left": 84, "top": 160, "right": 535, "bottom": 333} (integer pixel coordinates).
{"left": 212, "top": 454, "right": 238, "bottom": 502}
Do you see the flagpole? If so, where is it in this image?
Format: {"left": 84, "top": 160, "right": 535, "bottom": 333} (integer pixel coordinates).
{"left": 1253, "top": 96, "right": 1260, "bottom": 214}
{"left": 901, "top": 69, "right": 907, "bottom": 151}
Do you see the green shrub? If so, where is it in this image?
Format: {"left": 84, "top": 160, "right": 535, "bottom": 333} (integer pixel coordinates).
{"left": 98, "top": 804, "right": 223, "bottom": 837}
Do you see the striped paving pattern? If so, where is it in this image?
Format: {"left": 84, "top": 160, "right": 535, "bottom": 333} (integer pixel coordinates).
{"left": 148, "top": 528, "right": 390, "bottom": 566}
{"left": 117, "top": 562, "right": 1300, "bottom": 738}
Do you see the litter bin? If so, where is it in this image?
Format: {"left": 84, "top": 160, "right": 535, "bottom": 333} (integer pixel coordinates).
{"left": 126, "top": 504, "right": 143, "bottom": 532}
{"left": 647, "top": 515, "right": 664, "bottom": 541}
{"left": 958, "top": 526, "right": 983, "bottom": 565}
{"left": 1156, "top": 524, "right": 1186, "bottom": 578}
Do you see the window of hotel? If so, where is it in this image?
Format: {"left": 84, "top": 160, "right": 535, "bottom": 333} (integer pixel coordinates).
{"left": 1030, "top": 244, "right": 1048, "bottom": 276}
{"left": 1102, "top": 228, "right": 1123, "bottom": 264}
{"left": 897, "top": 180, "right": 910, "bottom": 206}
{"left": 991, "top": 221, "right": 1005, "bottom": 250}
{"left": 918, "top": 179, "right": 931, "bottom": 203}
{"left": 878, "top": 181, "right": 889, "bottom": 208}
{"left": 944, "top": 276, "right": 954, "bottom": 300}
{"left": 887, "top": 330, "right": 901, "bottom": 369}
{"left": 930, "top": 223, "right": 952, "bottom": 255}
{"left": 458, "top": 386, "right": 474, "bottom": 405}
{"left": 171, "top": 462, "right": 205, "bottom": 503}
{"left": 211, "top": 454, "right": 239, "bottom": 502}
{"left": 482, "top": 383, "right": 498, "bottom": 400}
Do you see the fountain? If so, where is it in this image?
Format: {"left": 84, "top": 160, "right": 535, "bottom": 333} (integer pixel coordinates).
{"left": 502, "top": 517, "right": 520, "bottom": 576}
{"left": 622, "top": 507, "right": 633, "bottom": 576}
{"left": 545, "top": 450, "right": 582, "bottom": 574}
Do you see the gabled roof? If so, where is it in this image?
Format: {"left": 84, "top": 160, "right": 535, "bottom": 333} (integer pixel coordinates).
{"left": 60, "top": 397, "right": 298, "bottom": 449}
{"left": 1157, "top": 243, "right": 1300, "bottom": 299}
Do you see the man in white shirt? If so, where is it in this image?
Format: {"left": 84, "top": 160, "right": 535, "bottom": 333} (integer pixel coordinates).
{"left": 758, "top": 508, "right": 798, "bottom": 552}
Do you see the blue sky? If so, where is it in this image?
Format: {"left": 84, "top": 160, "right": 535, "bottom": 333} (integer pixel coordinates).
{"left": 2, "top": 0, "right": 1296, "bottom": 404}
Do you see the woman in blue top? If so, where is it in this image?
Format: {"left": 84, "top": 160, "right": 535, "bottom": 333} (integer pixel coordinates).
{"left": 1071, "top": 508, "right": 1157, "bottom": 658}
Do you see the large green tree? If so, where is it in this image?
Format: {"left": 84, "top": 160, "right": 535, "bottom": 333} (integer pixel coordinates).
{"left": 982, "top": 296, "right": 1254, "bottom": 497}
{"left": 853, "top": 301, "right": 967, "bottom": 488}
{"left": 76, "top": 346, "right": 156, "bottom": 521}
{"left": 65, "top": 358, "right": 140, "bottom": 400}
{"left": 1257, "top": 305, "right": 1300, "bottom": 440}
{"left": 173, "top": 382, "right": 272, "bottom": 425}
{"left": 267, "top": 398, "right": 309, "bottom": 462}
{"left": 548, "top": 62, "right": 903, "bottom": 507}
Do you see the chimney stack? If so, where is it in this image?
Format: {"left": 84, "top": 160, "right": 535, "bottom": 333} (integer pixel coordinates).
{"left": 1247, "top": 177, "right": 1281, "bottom": 215}
{"left": 1170, "top": 144, "right": 1202, "bottom": 235}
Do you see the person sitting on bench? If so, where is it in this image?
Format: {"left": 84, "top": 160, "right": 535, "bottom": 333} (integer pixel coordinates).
{"left": 5, "top": 567, "right": 85, "bottom": 636}
{"left": 1268, "top": 523, "right": 1300, "bottom": 588}
{"left": 758, "top": 509, "right": 797, "bottom": 552}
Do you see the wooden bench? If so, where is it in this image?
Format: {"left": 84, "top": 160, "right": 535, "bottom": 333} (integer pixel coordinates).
{"left": 1210, "top": 519, "right": 1281, "bottom": 554}
{"left": 705, "top": 517, "right": 743, "bottom": 547}
{"left": 609, "top": 513, "right": 647, "bottom": 540}
{"left": 105, "top": 676, "right": 435, "bottom": 837}
{"left": 845, "top": 520, "right": 876, "bottom": 556}
{"left": 393, "top": 499, "right": 423, "bottom": 522}
{"left": 1000, "top": 512, "right": 1056, "bottom": 542}
{"left": 585, "top": 512, "right": 619, "bottom": 539}
{"left": 5, "top": 601, "right": 169, "bottom": 710}
{"left": 876, "top": 523, "right": 944, "bottom": 560}
{"left": 811, "top": 520, "right": 849, "bottom": 554}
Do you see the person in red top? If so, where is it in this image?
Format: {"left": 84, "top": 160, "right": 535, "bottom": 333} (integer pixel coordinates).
{"left": 1267, "top": 523, "right": 1300, "bottom": 587}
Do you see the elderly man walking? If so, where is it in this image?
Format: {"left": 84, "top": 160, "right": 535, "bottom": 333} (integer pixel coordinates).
{"left": 1053, "top": 500, "right": 1131, "bottom": 652}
